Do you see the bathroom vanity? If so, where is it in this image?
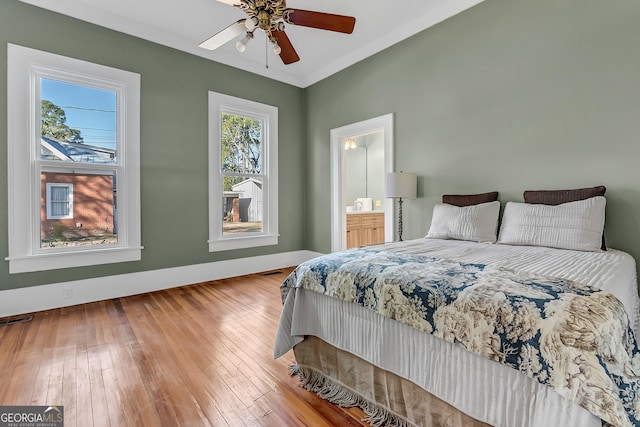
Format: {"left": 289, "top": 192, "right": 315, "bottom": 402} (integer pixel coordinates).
{"left": 346, "top": 211, "right": 385, "bottom": 248}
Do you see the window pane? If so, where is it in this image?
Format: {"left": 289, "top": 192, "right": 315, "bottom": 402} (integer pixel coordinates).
{"left": 50, "top": 186, "right": 70, "bottom": 217}
{"left": 222, "top": 175, "right": 263, "bottom": 235}
{"left": 41, "top": 170, "right": 117, "bottom": 248}
{"left": 40, "top": 78, "right": 117, "bottom": 164}
{"left": 220, "top": 113, "right": 262, "bottom": 174}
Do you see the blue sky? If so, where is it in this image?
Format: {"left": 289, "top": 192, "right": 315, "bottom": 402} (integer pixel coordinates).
{"left": 41, "top": 78, "right": 117, "bottom": 149}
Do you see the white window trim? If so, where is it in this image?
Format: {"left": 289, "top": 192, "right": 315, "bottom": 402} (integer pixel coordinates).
{"left": 207, "top": 92, "right": 278, "bottom": 252}
{"left": 46, "top": 183, "right": 74, "bottom": 219}
{"left": 6, "top": 44, "right": 142, "bottom": 274}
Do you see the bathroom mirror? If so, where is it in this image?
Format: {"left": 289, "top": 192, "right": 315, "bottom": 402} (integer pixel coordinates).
{"left": 344, "top": 132, "right": 384, "bottom": 212}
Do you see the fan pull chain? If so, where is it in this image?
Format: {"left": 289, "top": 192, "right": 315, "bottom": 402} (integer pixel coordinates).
{"left": 265, "top": 36, "right": 269, "bottom": 69}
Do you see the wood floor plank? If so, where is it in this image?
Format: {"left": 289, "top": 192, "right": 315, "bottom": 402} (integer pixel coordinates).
{"left": 0, "top": 268, "right": 370, "bottom": 427}
{"left": 61, "top": 342, "right": 78, "bottom": 427}
{"left": 46, "top": 347, "right": 66, "bottom": 405}
{"left": 87, "top": 346, "right": 110, "bottom": 427}
{"left": 75, "top": 346, "right": 94, "bottom": 427}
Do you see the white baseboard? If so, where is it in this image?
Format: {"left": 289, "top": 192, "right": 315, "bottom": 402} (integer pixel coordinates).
{"left": 0, "top": 250, "right": 323, "bottom": 317}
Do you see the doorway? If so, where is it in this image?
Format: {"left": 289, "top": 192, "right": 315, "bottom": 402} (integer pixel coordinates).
{"left": 330, "top": 114, "right": 394, "bottom": 252}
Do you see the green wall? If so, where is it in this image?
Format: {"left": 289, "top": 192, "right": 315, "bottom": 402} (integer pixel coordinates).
{"left": 0, "top": 0, "right": 306, "bottom": 290}
{"left": 305, "top": 0, "right": 640, "bottom": 266}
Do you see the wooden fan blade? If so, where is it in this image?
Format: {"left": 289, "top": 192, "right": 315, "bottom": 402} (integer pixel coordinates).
{"left": 199, "top": 20, "right": 246, "bottom": 50}
{"left": 272, "top": 30, "right": 300, "bottom": 64}
{"left": 286, "top": 9, "right": 356, "bottom": 34}
{"left": 216, "top": 0, "right": 243, "bottom": 6}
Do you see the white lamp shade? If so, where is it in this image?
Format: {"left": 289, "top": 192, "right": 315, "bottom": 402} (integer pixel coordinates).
{"left": 386, "top": 172, "right": 417, "bottom": 199}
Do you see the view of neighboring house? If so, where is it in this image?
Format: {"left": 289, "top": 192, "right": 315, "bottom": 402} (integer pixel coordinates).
{"left": 41, "top": 136, "right": 116, "bottom": 164}
{"left": 222, "top": 178, "right": 263, "bottom": 224}
{"left": 232, "top": 178, "right": 262, "bottom": 223}
{"left": 40, "top": 136, "right": 117, "bottom": 243}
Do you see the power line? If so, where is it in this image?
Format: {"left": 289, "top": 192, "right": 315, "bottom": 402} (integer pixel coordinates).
{"left": 59, "top": 105, "right": 116, "bottom": 113}
{"left": 72, "top": 126, "right": 116, "bottom": 132}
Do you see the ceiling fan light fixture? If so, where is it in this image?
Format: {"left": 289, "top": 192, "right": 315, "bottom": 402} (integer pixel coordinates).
{"left": 244, "top": 17, "right": 258, "bottom": 31}
{"left": 272, "top": 41, "right": 281, "bottom": 55}
{"left": 236, "top": 32, "right": 253, "bottom": 52}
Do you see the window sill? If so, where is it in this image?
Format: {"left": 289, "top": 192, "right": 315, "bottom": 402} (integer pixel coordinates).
{"left": 6, "top": 246, "right": 143, "bottom": 274}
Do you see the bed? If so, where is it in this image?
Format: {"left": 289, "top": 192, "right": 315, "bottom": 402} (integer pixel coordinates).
{"left": 274, "top": 187, "right": 640, "bottom": 427}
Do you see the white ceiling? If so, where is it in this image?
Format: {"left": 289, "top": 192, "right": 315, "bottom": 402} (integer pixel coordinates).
{"left": 19, "top": 0, "right": 484, "bottom": 88}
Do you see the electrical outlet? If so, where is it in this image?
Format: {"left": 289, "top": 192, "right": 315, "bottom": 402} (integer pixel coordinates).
{"left": 375, "top": 200, "right": 381, "bottom": 207}
{"left": 62, "top": 286, "right": 73, "bottom": 299}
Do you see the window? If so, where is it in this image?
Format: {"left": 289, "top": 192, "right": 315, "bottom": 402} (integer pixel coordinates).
{"left": 46, "top": 183, "right": 73, "bottom": 219}
{"left": 7, "top": 44, "right": 141, "bottom": 273}
{"left": 208, "top": 92, "right": 278, "bottom": 251}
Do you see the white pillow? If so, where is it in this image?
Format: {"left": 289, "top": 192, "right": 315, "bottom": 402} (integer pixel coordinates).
{"left": 426, "top": 201, "right": 500, "bottom": 243}
{"left": 497, "top": 197, "right": 605, "bottom": 251}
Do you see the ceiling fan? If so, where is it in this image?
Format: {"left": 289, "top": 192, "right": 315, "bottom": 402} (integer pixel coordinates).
{"left": 199, "top": 0, "right": 356, "bottom": 65}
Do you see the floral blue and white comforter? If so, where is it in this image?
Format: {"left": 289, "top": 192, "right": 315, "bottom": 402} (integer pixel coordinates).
{"left": 281, "top": 247, "right": 640, "bottom": 427}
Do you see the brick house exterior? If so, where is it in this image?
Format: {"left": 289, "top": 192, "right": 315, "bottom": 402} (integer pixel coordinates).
{"left": 40, "top": 171, "right": 115, "bottom": 240}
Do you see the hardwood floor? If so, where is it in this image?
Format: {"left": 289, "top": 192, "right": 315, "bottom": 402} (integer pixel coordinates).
{"left": 0, "top": 269, "right": 370, "bottom": 427}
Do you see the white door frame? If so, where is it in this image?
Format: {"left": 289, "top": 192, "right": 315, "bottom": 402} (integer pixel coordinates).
{"left": 330, "top": 114, "right": 394, "bottom": 252}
